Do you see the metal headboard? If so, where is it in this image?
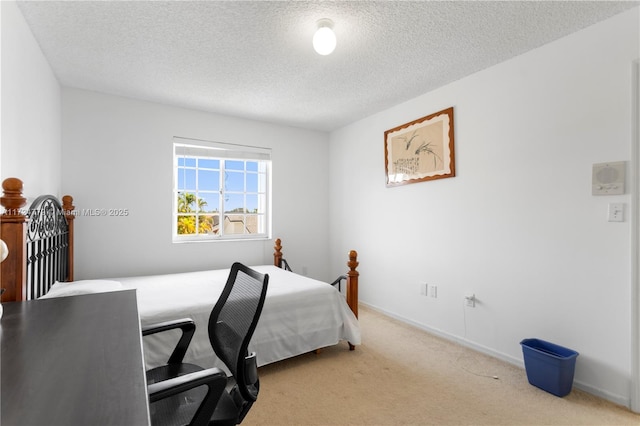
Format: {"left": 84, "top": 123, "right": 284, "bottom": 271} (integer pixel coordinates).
{"left": 26, "top": 195, "right": 71, "bottom": 299}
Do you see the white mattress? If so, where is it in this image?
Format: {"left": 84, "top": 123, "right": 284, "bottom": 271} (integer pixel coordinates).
{"left": 115, "top": 265, "right": 361, "bottom": 369}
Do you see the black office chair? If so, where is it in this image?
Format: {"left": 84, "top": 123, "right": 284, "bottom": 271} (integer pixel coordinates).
{"left": 143, "top": 262, "right": 269, "bottom": 426}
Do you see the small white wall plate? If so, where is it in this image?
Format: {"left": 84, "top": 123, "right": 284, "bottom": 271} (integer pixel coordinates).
{"left": 592, "top": 161, "right": 625, "bottom": 195}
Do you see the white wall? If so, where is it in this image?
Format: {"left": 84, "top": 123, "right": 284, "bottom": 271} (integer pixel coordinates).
{"left": 1, "top": 1, "right": 61, "bottom": 197}
{"left": 329, "top": 8, "right": 639, "bottom": 407}
{"left": 62, "top": 89, "right": 330, "bottom": 281}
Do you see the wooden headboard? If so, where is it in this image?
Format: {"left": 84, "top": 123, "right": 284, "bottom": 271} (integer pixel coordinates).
{"left": 0, "top": 177, "right": 359, "bottom": 320}
{"left": 0, "top": 178, "right": 75, "bottom": 301}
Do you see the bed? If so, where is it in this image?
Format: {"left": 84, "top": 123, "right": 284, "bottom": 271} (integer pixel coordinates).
{"left": 0, "top": 177, "right": 361, "bottom": 368}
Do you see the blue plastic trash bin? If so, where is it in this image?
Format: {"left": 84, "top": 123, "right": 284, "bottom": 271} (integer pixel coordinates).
{"left": 520, "top": 338, "right": 579, "bottom": 397}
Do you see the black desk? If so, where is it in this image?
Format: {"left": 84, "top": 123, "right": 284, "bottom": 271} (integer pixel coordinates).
{"left": 1, "top": 290, "right": 150, "bottom": 425}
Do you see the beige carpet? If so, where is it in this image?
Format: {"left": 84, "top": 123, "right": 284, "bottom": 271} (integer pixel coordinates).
{"left": 245, "top": 305, "right": 639, "bottom": 425}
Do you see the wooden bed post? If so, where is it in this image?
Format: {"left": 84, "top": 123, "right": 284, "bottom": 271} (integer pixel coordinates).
{"left": 347, "top": 250, "right": 359, "bottom": 319}
{"left": 62, "top": 195, "right": 75, "bottom": 282}
{"left": 272, "top": 238, "right": 359, "bottom": 351}
{"left": 273, "top": 238, "right": 283, "bottom": 268}
{"left": 0, "top": 178, "right": 28, "bottom": 302}
{"left": 346, "top": 250, "right": 359, "bottom": 351}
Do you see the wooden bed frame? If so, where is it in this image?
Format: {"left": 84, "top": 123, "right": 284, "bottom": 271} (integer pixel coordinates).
{"left": 0, "top": 177, "right": 359, "bottom": 320}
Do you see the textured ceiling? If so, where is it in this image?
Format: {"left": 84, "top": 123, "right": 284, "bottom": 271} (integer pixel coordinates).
{"left": 16, "top": 1, "right": 639, "bottom": 132}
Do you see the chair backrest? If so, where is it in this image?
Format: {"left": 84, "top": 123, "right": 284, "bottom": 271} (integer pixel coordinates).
{"left": 208, "top": 263, "right": 269, "bottom": 403}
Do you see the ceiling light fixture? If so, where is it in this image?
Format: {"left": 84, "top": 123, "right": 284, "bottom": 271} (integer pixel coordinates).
{"left": 313, "top": 18, "right": 336, "bottom": 55}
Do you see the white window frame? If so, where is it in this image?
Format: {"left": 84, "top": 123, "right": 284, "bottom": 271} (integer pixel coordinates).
{"left": 173, "top": 137, "right": 272, "bottom": 242}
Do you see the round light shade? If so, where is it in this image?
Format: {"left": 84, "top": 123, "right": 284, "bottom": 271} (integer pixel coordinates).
{"left": 313, "top": 23, "right": 336, "bottom": 55}
{"left": 0, "top": 239, "right": 8, "bottom": 263}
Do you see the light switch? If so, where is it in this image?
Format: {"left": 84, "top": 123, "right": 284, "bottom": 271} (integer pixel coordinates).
{"left": 608, "top": 203, "right": 624, "bottom": 222}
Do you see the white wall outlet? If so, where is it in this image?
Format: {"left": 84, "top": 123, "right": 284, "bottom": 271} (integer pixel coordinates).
{"left": 420, "top": 283, "right": 428, "bottom": 296}
{"left": 428, "top": 285, "right": 438, "bottom": 298}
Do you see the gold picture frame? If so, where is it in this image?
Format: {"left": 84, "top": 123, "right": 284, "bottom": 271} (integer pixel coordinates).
{"left": 384, "top": 107, "right": 455, "bottom": 187}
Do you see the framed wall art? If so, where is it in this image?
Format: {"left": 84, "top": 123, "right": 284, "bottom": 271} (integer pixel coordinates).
{"left": 384, "top": 106, "right": 455, "bottom": 187}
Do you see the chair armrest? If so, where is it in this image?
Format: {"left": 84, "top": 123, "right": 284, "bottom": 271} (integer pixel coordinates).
{"left": 148, "top": 368, "right": 228, "bottom": 426}
{"left": 142, "top": 318, "right": 195, "bottom": 364}
{"left": 142, "top": 318, "right": 195, "bottom": 336}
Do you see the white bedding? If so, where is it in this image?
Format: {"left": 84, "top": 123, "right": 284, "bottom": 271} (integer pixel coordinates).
{"left": 44, "top": 265, "right": 361, "bottom": 369}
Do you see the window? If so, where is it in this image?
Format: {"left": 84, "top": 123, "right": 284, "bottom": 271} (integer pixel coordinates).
{"left": 173, "top": 137, "right": 271, "bottom": 242}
